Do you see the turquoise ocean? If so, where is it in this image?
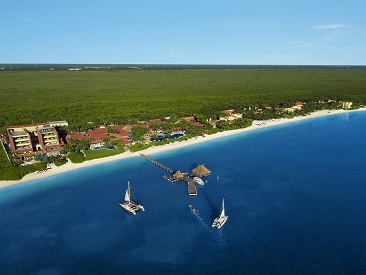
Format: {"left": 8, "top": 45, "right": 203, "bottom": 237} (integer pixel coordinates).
{"left": 1, "top": 112, "right": 366, "bottom": 274}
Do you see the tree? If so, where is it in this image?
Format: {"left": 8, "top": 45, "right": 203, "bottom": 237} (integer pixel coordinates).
{"left": 68, "top": 151, "right": 84, "bottom": 163}
{"left": 131, "top": 126, "right": 148, "bottom": 145}
{"left": 86, "top": 137, "right": 94, "bottom": 146}
{"left": 149, "top": 124, "right": 160, "bottom": 131}
{"left": 107, "top": 126, "right": 119, "bottom": 134}
{"left": 80, "top": 140, "right": 90, "bottom": 151}
{"left": 151, "top": 133, "right": 159, "bottom": 141}
{"left": 216, "top": 120, "right": 234, "bottom": 130}
{"left": 103, "top": 138, "right": 111, "bottom": 147}
{"left": 232, "top": 118, "right": 253, "bottom": 128}
{"left": 131, "top": 126, "right": 149, "bottom": 136}
{"left": 62, "top": 143, "right": 74, "bottom": 153}
{"left": 133, "top": 135, "right": 145, "bottom": 146}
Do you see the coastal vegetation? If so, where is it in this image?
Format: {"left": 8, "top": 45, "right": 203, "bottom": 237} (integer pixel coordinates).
{"left": 0, "top": 142, "right": 47, "bottom": 180}
{"left": 0, "top": 142, "right": 20, "bottom": 180}
{"left": 129, "top": 136, "right": 190, "bottom": 153}
{"left": 1, "top": 68, "right": 366, "bottom": 133}
{"left": 61, "top": 138, "right": 125, "bottom": 163}
{"left": 1, "top": 67, "right": 366, "bottom": 180}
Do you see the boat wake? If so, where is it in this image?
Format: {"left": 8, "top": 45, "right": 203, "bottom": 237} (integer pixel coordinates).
{"left": 189, "top": 205, "right": 211, "bottom": 233}
{"left": 213, "top": 230, "right": 226, "bottom": 246}
{"left": 194, "top": 212, "right": 226, "bottom": 245}
{"left": 189, "top": 205, "right": 227, "bottom": 245}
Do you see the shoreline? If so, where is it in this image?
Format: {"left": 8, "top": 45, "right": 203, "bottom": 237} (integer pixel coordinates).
{"left": 1, "top": 108, "right": 365, "bottom": 189}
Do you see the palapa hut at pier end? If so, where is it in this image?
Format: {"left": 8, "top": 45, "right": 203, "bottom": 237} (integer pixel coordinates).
{"left": 192, "top": 164, "right": 211, "bottom": 177}
{"left": 172, "top": 170, "right": 184, "bottom": 181}
{"left": 163, "top": 170, "right": 184, "bottom": 183}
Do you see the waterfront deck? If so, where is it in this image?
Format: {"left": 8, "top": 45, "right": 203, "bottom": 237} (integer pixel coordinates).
{"left": 141, "top": 154, "right": 198, "bottom": 196}
{"left": 184, "top": 176, "right": 197, "bottom": 196}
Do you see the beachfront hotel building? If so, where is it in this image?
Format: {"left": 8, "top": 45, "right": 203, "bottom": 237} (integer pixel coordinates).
{"left": 7, "top": 121, "right": 68, "bottom": 158}
{"left": 67, "top": 125, "right": 130, "bottom": 148}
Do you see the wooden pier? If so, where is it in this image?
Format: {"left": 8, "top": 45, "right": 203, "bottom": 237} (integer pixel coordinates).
{"left": 141, "top": 154, "right": 198, "bottom": 196}
{"left": 184, "top": 176, "right": 197, "bottom": 196}
{"left": 140, "top": 154, "right": 174, "bottom": 174}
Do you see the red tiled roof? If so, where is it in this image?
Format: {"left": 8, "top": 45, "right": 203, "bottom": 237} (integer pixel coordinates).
{"left": 189, "top": 121, "right": 204, "bottom": 127}
{"left": 149, "top": 119, "right": 163, "bottom": 125}
{"left": 179, "top": 117, "right": 195, "bottom": 122}
{"left": 67, "top": 126, "right": 130, "bottom": 145}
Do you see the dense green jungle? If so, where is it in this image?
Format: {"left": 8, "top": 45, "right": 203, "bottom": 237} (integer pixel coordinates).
{"left": 1, "top": 67, "right": 366, "bottom": 133}
{"left": 1, "top": 67, "right": 366, "bottom": 180}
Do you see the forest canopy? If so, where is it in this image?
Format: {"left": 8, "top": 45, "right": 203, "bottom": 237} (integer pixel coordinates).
{"left": 1, "top": 68, "right": 366, "bottom": 133}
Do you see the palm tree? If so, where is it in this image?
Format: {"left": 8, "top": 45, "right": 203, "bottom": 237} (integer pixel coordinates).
{"left": 86, "top": 137, "right": 94, "bottom": 146}
{"left": 62, "top": 143, "right": 73, "bottom": 153}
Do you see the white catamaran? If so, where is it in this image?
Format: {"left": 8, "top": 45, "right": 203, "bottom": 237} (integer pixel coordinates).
{"left": 119, "top": 181, "right": 145, "bottom": 215}
{"left": 212, "top": 198, "right": 228, "bottom": 229}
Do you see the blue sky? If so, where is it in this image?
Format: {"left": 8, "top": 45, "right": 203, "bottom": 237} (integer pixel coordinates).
{"left": 1, "top": 0, "right": 366, "bottom": 65}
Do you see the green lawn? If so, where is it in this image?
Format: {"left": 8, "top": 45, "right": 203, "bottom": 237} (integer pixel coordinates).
{"left": 84, "top": 146, "right": 125, "bottom": 161}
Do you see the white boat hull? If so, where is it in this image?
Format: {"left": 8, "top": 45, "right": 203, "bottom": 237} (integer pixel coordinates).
{"left": 193, "top": 176, "right": 204, "bottom": 185}
{"left": 212, "top": 216, "right": 228, "bottom": 229}
{"left": 119, "top": 203, "right": 136, "bottom": 215}
{"left": 119, "top": 202, "right": 145, "bottom": 215}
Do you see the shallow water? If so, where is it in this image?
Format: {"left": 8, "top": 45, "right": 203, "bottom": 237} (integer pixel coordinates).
{"left": 1, "top": 112, "right": 366, "bottom": 274}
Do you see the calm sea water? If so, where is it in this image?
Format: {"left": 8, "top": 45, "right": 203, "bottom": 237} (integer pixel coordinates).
{"left": 1, "top": 112, "right": 366, "bottom": 274}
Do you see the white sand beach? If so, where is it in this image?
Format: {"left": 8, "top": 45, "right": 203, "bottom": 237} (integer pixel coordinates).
{"left": 1, "top": 108, "right": 365, "bottom": 189}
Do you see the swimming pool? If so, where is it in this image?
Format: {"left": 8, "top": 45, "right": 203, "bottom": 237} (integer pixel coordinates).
{"left": 150, "top": 133, "right": 184, "bottom": 142}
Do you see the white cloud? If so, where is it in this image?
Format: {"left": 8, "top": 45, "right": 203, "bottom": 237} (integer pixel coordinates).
{"left": 312, "top": 23, "right": 347, "bottom": 29}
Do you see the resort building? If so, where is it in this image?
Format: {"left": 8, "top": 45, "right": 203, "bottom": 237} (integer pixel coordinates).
{"left": 146, "top": 119, "right": 163, "bottom": 125}
{"left": 175, "top": 116, "right": 196, "bottom": 123}
{"left": 7, "top": 121, "right": 68, "bottom": 158}
{"left": 49, "top": 121, "right": 69, "bottom": 127}
{"left": 219, "top": 110, "right": 243, "bottom": 121}
{"left": 143, "top": 130, "right": 155, "bottom": 143}
{"left": 67, "top": 125, "right": 130, "bottom": 147}
{"left": 174, "top": 116, "right": 205, "bottom": 127}
{"left": 295, "top": 102, "right": 304, "bottom": 107}
{"left": 219, "top": 113, "right": 242, "bottom": 121}
{"left": 341, "top": 101, "right": 353, "bottom": 109}
{"left": 280, "top": 104, "right": 303, "bottom": 113}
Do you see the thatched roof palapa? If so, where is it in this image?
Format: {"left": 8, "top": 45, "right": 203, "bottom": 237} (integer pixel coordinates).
{"left": 192, "top": 164, "right": 211, "bottom": 177}
{"left": 173, "top": 170, "right": 184, "bottom": 180}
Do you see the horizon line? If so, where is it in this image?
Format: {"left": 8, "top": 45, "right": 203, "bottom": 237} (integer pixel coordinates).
{"left": 1, "top": 63, "right": 366, "bottom": 67}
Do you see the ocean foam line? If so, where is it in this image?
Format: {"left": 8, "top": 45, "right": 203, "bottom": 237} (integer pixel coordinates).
{"left": 1, "top": 108, "right": 365, "bottom": 189}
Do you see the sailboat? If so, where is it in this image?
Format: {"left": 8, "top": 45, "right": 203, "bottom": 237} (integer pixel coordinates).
{"left": 119, "top": 181, "right": 145, "bottom": 215}
{"left": 212, "top": 198, "right": 228, "bottom": 229}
